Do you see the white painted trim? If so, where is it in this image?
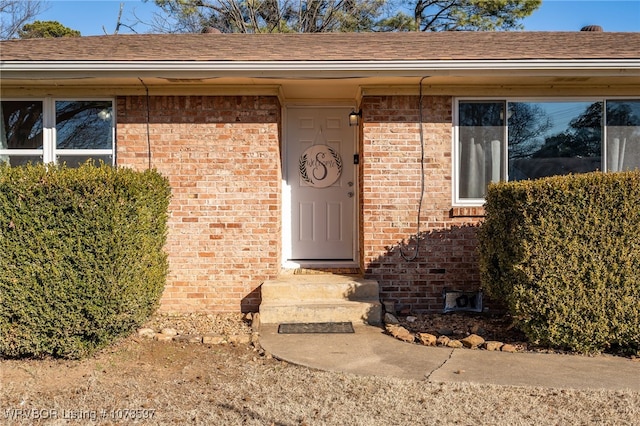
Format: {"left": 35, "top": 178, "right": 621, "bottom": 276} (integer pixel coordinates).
{"left": 55, "top": 149, "right": 114, "bottom": 155}
{"left": 43, "top": 97, "right": 55, "bottom": 164}
{"left": 0, "top": 149, "right": 42, "bottom": 155}
{"left": 362, "top": 85, "right": 640, "bottom": 97}
{"left": 3, "top": 59, "right": 639, "bottom": 74}
{"left": 281, "top": 105, "right": 292, "bottom": 264}
{"left": 281, "top": 99, "right": 357, "bottom": 107}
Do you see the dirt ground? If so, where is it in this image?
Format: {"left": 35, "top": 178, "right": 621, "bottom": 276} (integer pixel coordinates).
{"left": 1, "top": 313, "right": 639, "bottom": 425}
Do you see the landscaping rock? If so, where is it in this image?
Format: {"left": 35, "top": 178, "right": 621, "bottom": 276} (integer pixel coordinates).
{"left": 155, "top": 333, "right": 174, "bottom": 342}
{"left": 228, "top": 334, "right": 252, "bottom": 345}
{"left": 436, "top": 335, "right": 450, "bottom": 346}
{"left": 141, "top": 312, "right": 254, "bottom": 347}
{"left": 484, "top": 341, "right": 504, "bottom": 351}
{"left": 384, "top": 313, "right": 400, "bottom": 325}
{"left": 501, "top": 344, "right": 517, "bottom": 353}
{"left": 417, "top": 332, "right": 437, "bottom": 346}
{"left": 406, "top": 316, "right": 417, "bottom": 323}
{"left": 203, "top": 333, "right": 226, "bottom": 345}
{"left": 174, "top": 334, "right": 203, "bottom": 344}
{"left": 251, "top": 312, "right": 261, "bottom": 329}
{"left": 461, "top": 334, "right": 485, "bottom": 349}
{"left": 137, "top": 328, "right": 156, "bottom": 339}
{"left": 385, "top": 324, "right": 415, "bottom": 343}
{"left": 447, "top": 339, "right": 463, "bottom": 348}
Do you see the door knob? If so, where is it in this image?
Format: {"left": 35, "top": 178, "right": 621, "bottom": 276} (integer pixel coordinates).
{"left": 348, "top": 191, "right": 354, "bottom": 198}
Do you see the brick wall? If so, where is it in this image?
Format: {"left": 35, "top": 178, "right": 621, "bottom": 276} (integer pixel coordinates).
{"left": 361, "top": 95, "right": 483, "bottom": 313}
{"left": 114, "top": 93, "right": 482, "bottom": 314}
{"left": 117, "top": 95, "right": 281, "bottom": 313}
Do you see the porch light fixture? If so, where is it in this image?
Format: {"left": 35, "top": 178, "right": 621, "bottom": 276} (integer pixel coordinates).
{"left": 348, "top": 109, "right": 362, "bottom": 126}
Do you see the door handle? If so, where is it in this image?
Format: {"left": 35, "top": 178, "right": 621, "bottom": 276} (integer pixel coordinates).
{"left": 347, "top": 191, "right": 354, "bottom": 198}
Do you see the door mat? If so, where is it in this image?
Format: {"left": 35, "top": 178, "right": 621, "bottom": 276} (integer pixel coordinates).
{"left": 278, "top": 322, "right": 355, "bottom": 334}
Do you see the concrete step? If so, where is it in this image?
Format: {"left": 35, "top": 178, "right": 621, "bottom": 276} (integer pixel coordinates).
{"left": 259, "top": 274, "right": 382, "bottom": 326}
{"left": 261, "top": 275, "right": 379, "bottom": 302}
{"left": 259, "top": 300, "right": 382, "bottom": 325}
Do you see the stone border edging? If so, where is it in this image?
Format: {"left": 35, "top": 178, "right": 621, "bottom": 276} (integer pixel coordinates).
{"left": 136, "top": 313, "right": 266, "bottom": 351}
{"left": 385, "top": 316, "right": 518, "bottom": 353}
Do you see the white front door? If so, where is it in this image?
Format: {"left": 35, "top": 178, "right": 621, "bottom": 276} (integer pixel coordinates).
{"left": 286, "top": 106, "right": 356, "bottom": 261}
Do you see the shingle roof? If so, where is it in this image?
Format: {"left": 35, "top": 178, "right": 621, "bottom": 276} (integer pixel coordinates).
{"left": 2, "top": 32, "right": 639, "bottom": 62}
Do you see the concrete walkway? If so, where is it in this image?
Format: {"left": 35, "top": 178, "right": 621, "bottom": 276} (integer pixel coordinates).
{"left": 259, "top": 324, "right": 640, "bottom": 392}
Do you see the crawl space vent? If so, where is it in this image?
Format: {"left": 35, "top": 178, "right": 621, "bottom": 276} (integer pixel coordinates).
{"left": 443, "top": 290, "right": 483, "bottom": 313}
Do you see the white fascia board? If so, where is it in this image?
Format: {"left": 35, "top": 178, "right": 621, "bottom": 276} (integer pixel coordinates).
{"left": 2, "top": 59, "right": 639, "bottom": 77}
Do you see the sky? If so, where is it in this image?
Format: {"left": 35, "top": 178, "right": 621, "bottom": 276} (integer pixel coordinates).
{"left": 34, "top": 0, "right": 640, "bottom": 36}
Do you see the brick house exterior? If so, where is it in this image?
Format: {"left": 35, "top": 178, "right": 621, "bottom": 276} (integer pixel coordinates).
{"left": 2, "top": 32, "right": 639, "bottom": 314}
{"left": 361, "top": 95, "right": 482, "bottom": 312}
{"left": 115, "top": 93, "right": 481, "bottom": 313}
{"left": 117, "top": 95, "right": 282, "bottom": 312}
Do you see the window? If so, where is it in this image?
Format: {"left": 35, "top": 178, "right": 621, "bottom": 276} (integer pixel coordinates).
{"left": 455, "top": 99, "right": 640, "bottom": 204}
{"left": 607, "top": 100, "right": 640, "bottom": 172}
{"left": 457, "top": 101, "right": 505, "bottom": 199}
{"left": 0, "top": 98, "right": 114, "bottom": 167}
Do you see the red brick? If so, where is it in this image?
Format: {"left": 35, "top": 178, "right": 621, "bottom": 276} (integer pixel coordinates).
{"left": 117, "top": 95, "right": 281, "bottom": 313}
{"left": 117, "top": 94, "right": 484, "bottom": 315}
{"left": 361, "top": 95, "right": 483, "bottom": 313}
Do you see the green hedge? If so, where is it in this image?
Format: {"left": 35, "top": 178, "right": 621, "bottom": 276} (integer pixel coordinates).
{"left": 478, "top": 171, "right": 640, "bottom": 354}
{"left": 0, "top": 162, "right": 171, "bottom": 359}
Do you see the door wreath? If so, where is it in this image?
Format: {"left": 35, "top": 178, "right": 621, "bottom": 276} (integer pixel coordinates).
{"left": 299, "top": 144, "right": 343, "bottom": 188}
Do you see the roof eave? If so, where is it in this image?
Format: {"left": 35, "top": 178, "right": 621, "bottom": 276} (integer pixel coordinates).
{"left": 2, "top": 59, "right": 639, "bottom": 79}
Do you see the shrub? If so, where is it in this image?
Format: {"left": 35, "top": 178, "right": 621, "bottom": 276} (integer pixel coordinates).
{"left": 0, "top": 162, "right": 171, "bottom": 359}
{"left": 478, "top": 171, "right": 640, "bottom": 354}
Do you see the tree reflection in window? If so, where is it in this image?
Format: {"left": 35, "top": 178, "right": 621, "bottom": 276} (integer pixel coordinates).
{"left": 1, "top": 101, "right": 43, "bottom": 150}
{"left": 56, "top": 101, "right": 113, "bottom": 150}
{"left": 508, "top": 102, "right": 602, "bottom": 181}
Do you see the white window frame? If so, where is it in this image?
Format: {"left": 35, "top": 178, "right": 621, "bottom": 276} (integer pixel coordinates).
{"left": 453, "top": 97, "right": 639, "bottom": 206}
{"left": 453, "top": 98, "right": 507, "bottom": 206}
{"left": 0, "top": 97, "right": 115, "bottom": 166}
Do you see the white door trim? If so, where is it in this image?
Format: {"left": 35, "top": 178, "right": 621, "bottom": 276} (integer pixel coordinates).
{"left": 281, "top": 104, "right": 359, "bottom": 268}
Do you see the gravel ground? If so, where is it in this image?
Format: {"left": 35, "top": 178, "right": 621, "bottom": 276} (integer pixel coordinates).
{"left": 1, "top": 313, "right": 639, "bottom": 425}
{"left": 143, "top": 312, "right": 254, "bottom": 337}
